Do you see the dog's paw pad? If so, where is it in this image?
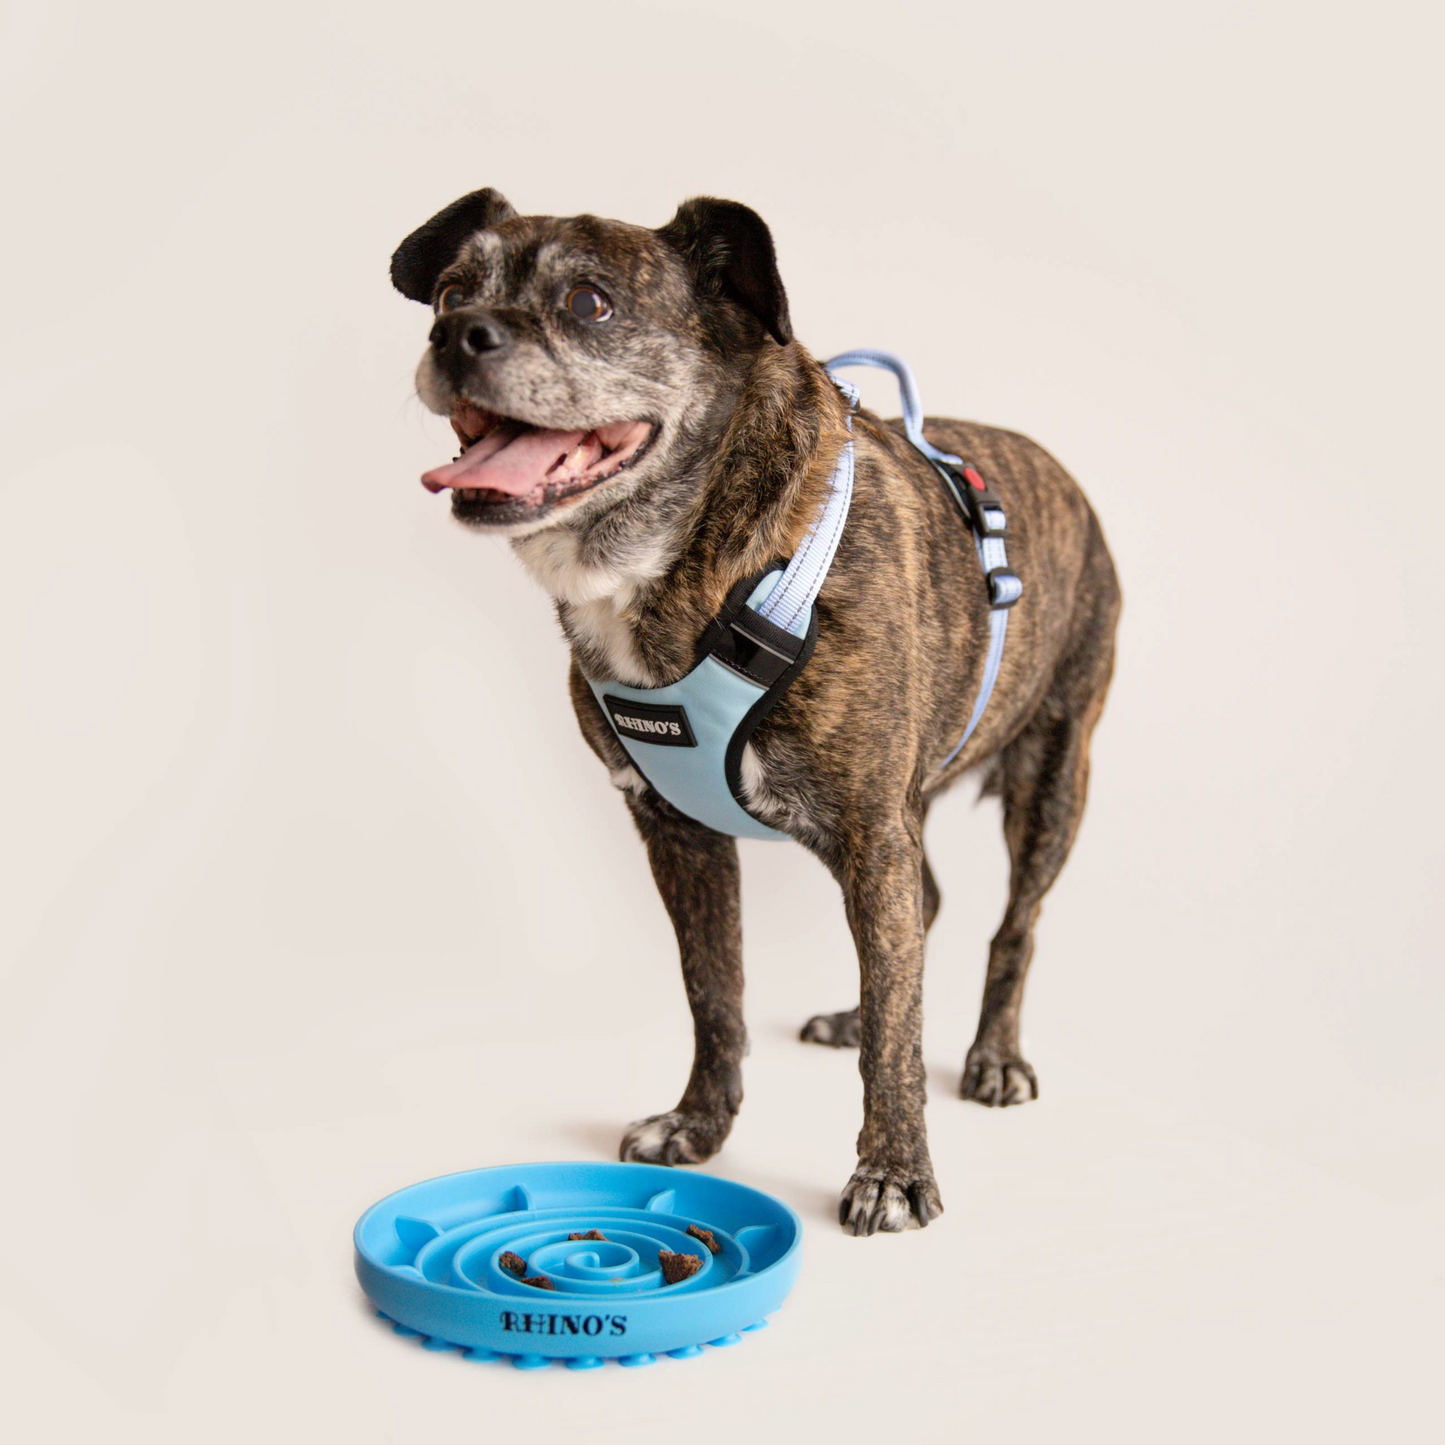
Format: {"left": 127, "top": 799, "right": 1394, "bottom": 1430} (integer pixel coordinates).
{"left": 619, "top": 1111, "right": 710, "bottom": 1166}
{"left": 799, "top": 1008, "right": 861, "bottom": 1048}
{"left": 959, "top": 1049, "right": 1038, "bottom": 1107}
{"left": 837, "top": 1166, "right": 942, "bottom": 1236}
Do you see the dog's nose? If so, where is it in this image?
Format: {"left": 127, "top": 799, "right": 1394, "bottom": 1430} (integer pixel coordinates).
{"left": 429, "top": 310, "right": 510, "bottom": 360}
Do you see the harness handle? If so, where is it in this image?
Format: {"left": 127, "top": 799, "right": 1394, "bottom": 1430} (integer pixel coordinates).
{"left": 824, "top": 350, "right": 963, "bottom": 465}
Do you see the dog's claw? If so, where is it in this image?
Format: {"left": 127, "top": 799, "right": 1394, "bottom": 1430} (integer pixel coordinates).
{"left": 908, "top": 1178, "right": 943, "bottom": 1227}
{"left": 960, "top": 1047, "right": 1039, "bottom": 1106}
{"left": 837, "top": 1166, "right": 942, "bottom": 1235}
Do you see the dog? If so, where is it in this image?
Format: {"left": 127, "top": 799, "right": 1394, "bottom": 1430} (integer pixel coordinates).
{"left": 391, "top": 190, "right": 1121, "bottom": 1234}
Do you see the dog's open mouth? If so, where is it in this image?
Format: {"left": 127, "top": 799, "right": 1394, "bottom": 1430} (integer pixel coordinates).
{"left": 421, "top": 401, "right": 657, "bottom": 521}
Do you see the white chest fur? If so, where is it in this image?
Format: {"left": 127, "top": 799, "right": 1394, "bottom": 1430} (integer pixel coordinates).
{"left": 512, "top": 526, "right": 668, "bottom": 685}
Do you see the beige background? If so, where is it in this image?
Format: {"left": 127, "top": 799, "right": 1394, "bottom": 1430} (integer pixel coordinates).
{"left": 2, "top": 1, "right": 1441, "bottom": 1440}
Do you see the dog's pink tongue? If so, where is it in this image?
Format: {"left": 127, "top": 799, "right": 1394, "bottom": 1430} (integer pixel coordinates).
{"left": 421, "top": 426, "right": 589, "bottom": 495}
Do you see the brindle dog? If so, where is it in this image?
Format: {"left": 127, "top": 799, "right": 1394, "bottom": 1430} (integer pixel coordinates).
{"left": 391, "top": 190, "right": 1120, "bottom": 1234}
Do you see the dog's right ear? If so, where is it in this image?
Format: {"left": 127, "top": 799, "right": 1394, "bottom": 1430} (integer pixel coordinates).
{"left": 390, "top": 188, "right": 517, "bottom": 303}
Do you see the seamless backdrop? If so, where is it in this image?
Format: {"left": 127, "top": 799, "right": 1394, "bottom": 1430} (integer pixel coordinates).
{"left": 1, "top": 2, "right": 1441, "bottom": 1441}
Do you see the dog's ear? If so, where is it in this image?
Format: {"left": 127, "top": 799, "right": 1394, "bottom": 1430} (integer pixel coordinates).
{"left": 390, "top": 188, "right": 518, "bottom": 303}
{"left": 656, "top": 197, "right": 792, "bottom": 346}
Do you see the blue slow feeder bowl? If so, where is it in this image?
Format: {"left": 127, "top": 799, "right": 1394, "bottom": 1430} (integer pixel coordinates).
{"left": 354, "top": 1161, "right": 803, "bottom": 1369}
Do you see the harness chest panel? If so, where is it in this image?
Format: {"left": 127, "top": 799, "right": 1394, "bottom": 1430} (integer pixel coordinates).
{"left": 587, "top": 571, "right": 818, "bottom": 840}
{"left": 584, "top": 352, "right": 1020, "bottom": 841}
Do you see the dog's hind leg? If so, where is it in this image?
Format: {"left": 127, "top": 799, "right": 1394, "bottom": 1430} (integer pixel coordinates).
{"left": 961, "top": 571, "right": 1118, "bottom": 1106}
{"left": 798, "top": 850, "right": 939, "bottom": 1049}
{"left": 618, "top": 793, "right": 747, "bottom": 1166}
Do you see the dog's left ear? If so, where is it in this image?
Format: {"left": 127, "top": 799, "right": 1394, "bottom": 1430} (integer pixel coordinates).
{"left": 657, "top": 197, "right": 793, "bottom": 346}
{"left": 390, "top": 187, "right": 518, "bottom": 303}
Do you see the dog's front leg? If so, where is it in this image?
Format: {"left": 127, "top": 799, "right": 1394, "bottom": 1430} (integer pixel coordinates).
{"left": 618, "top": 793, "right": 745, "bottom": 1167}
{"left": 836, "top": 817, "right": 943, "bottom": 1234}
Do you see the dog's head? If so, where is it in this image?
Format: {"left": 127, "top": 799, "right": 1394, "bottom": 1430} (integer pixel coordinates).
{"left": 392, "top": 189, "right": 792, "bottom": 535}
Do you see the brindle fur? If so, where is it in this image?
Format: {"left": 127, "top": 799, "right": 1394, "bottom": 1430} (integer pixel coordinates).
{"left": 392, "top": 192, "right": 1120, "bottom": 1234}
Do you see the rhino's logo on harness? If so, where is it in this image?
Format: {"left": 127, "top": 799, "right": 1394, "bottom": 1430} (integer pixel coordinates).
{"left": 602, "top": 696, "right": 698, "bottom": 748}
{"left": 615, "top": 714, "right": 681, "bottom": 736}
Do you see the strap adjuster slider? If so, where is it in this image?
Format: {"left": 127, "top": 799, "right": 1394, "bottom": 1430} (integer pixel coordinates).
{"left": 973, "top": 499, "right": 1008, "bottom": 537}
{"left": 986, "top": 567, "right": 1023, "bottom": 609}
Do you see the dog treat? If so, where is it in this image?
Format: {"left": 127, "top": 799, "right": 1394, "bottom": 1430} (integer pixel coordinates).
{"left": 567, "top": 1229, "right": 608, "bottom": 1242}
{"left": 685, "top": 1225, "right": 720, "bottom": 1254}
{"left": 658, "top": 1250, "right": 703, "bottom": 1285}
{"left": 498, "top": 1250, "right": 527, "bottom": 1277}
{"left": 520, "top": 1275, "right": 556, "bottom": 1291}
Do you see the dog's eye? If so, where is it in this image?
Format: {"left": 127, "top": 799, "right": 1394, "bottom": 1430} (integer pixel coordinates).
{"left": 435, "top": 284, "right": 467, "bottom": 314}
{"left": 566, "top": 286, "right": 613, "bottom": 324}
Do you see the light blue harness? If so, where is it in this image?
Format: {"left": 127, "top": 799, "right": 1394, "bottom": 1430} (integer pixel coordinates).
{"left": 585, "top": 352, "right": 1022, "bottom": 840}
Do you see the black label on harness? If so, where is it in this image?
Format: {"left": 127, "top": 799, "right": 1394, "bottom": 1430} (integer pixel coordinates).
{"left": 602, "top": 695, "right": 697, "bottom": 748}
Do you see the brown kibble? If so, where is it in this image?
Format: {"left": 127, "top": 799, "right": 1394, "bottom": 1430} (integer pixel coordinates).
{"left": 521, "top": 1275, "right": 555, "bottom": 1291}
{"left": 685, "top": 1225, "right": 720, "bottom": 1254}
{"left": 658, "top": 1250, "right": 703, "bottom": 1285}
{"left": 567, "top": 1229, "right": 608, "bottom": 1242}
{"left": 498, "top": 1251, "right": 527, "bottom": 1277}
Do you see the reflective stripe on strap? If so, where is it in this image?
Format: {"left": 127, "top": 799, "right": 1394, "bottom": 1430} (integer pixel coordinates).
{"left": 752, "top": 418, "right": 855, "bottom": 637}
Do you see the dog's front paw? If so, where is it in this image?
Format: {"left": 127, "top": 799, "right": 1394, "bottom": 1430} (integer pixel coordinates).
{"left": 618, "top": 1111, "right": 726, "bottom": 1166}
{"left": 799, "top": 1007, "right": 860, "bottom": 1047}
{"left": 960, "top": 1044, "right": 1038, "bottom": 1106}
{"left": 837, "top": 1165, "right": 943, "bottom": 1236}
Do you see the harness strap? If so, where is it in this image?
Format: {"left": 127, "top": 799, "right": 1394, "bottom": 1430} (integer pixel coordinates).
{"left": 943, "top": 486, "right": 1016, "bottom": 765}
{"left": 822, "top": 352, "right": 1021, "bottom": 769}
{"left": 752, "top": 380, "right": 857, "bottom": 636}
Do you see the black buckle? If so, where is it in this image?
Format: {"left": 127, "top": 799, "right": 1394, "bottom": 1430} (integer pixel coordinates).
{"left": 986, "top": 567, "right": 1023, "bottom": 609}
{"left": 711, "top": 606, "right": 805, "bottom": 687}
{"left": 938, "top": 463, "right": 1009, "bottom": 539}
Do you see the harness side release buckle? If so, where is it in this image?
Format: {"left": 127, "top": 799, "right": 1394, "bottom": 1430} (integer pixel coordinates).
{"left": 938, "top": 462, "right": 1009, "bottom": 539}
